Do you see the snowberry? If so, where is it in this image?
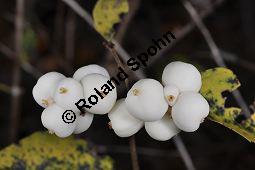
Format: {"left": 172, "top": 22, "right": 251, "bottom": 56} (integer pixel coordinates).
{"left": 108, "top": 99, "right": 144, "bottom": 137}
{"left": 41, "top": 104, "right": 77, "bottom": 138}
{"left": 125, "top": 79, "right": 168, "bottom": 122}
{"left": 73, "top": 64, "right": 110, "bottom": 81}
{"left": 32, "top": 72, "right": 65, "bottom": 108}
{"left": 162, "top": 61, "right": 202, "bottom": 92}
{"left": 172, "top": 91, "right": 209, "bottom": 132}
{"left": 145, "top": 112, "right": 180, "bottom": 141}
{"left": 81, "top": 73, "right": 117, "bottom": 115}
{"left": 73, "top": 112, "right": 94, "bottom": 134}
{"left": 54, "top": 78, "right": 84, "bottom": 113}
{"left": 163, "top": 84, "right": 180, "bottom": 106}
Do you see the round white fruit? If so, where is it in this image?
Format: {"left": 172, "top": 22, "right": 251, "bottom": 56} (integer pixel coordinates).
{"left": 32, "top": 72, "right": 66, "bottom": 108}
{"left": 81, "top": 73, "right": 117, "bottom": 115}
{"left": 172, "top": 91, "right": 209, "bottom": 132}
{"left": 54, "top": 78, "right": 84, "bottom": 113}
{"left": 163, "top": 84, "right": 180, "bottom": 106}
{"left": 41, "top": 104, "right": 77, "bottom": 138}
{"left": 162, "top": 61, "right": 202, "bottom": 92}
{"left": 73, "top": 112, "right": 94, "bottom": 134}
{"left": 125, "top": 79, "right": 168, "bottom": 122}
{"left": 145, "top": 113, "right": 180, "bottom": 141}
{"left": 108, "top": 99, "right": 144, "bottom": 137}
{"left": 73, "top": 64, "right": 110, "bottom": 81}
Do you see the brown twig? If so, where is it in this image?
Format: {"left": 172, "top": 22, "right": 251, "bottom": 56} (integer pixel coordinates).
{"left": 115, "top": 0, "right": 141, "bottom": 43}
{"left": 129, "top": 135, "right": 140, "bottom": 170}
{"left": 60, "top": 1, "right": 194, "bottom": 169}
{"left": 61, "top": 0, "right": 145, "bottom": 79}
{"left": 105, "top": 0, "right": 141, "bottom": 77}
{"left": 104, "top": 1, "right": 142, "bottom": 169}
{"left": 148, "top": 0, "right": 224, "bottom": 66}
{"left": 104, "top": 41, "right": 139, "bottom": 170}
{"left": 9, "top": 0, "right": 24, "bottom": 142}
{"left": 180, "top": 0, "right": 250, "bottom": 117}
{"left": 103, "top": 41, "right": 129, "bottom": 88}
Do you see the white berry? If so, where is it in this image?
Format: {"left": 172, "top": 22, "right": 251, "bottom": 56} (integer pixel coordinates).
{"left": 54, "top": 78, "right": 84, "bottom": 113}
{"left": 81, "top": 73, "right": 117, "bottom": 115}
{"left": 108, "top": 99, "right": 144, "bottom": 137}
{"left": 172, "top": 91, "right": 209, "bottom": 132}
{"left": 163, "top": 85, "right": 179, "bottom": 106}
{"left": 73, "top": 64, "right": 110, "bottom": 81}
{"left": 125, "top": 79, "right": 168, "bottom": 122}
{"left": 162, "top": 61, "right": 202, "bottom": 92}
{"left": 145, "top": 113, "right": 180, "bottom": 141}
{"left": 41, "top": 104, "right": 77, "bottom": 138}
{"left": 32, "top": 72, "right": 66, "bottom": 108}
{"left": 73, "top": 112, "right": 94, "bottom": 134}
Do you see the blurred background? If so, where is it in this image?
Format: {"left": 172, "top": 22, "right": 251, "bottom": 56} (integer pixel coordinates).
{"left": 0, "top": 0, "right": 255, "bottom": 169}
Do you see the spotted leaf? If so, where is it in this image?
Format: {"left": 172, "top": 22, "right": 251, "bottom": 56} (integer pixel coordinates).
{"left": 201, "top": 68, "right": 255, "bottom": 142}
{"left": 0, "top": 132, "right": 113, "bottom": 170}
{"left": 93, "top": 0, "right": 129, "bottom": 40}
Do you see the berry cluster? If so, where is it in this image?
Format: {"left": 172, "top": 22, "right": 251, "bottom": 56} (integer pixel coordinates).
{"left": 109, "top": 62, "right": 209, "bottom": 141}
{"left": 32, "top": 65, "right": 114, "bottom": 137}
{"left": 33, "top": 61, "right": 209, "bottom": 141}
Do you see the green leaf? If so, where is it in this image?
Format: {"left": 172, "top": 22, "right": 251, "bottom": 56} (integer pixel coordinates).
{"left": 93, "top": 0, "right": 129, "bottom": 40}
{"left": 201, "top": 68, "right": 255, "bottom": 142}
{"left": 0, "top": 132, "right": 113, "bottom": 170}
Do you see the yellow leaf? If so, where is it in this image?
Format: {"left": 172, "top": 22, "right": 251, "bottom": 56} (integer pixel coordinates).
{"left": 0, "top": 132, "right": 113, "bottom": 170}
{"left": 93, "top": 0, "right": 129, "bottom": 40}
{"left": 201, "top": 68, "right": 255, "bottom": 142}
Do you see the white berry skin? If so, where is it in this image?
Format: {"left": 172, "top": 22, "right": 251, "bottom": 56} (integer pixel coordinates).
{"left": 81, "top": 73, "right": 117, "bottom": 115}
{"left": 108, "top": 99, "right": 144, "bottom": 137}
{"left": 172, "top": 91, "right": 209, "bottom": 132}
{"left": 145, "top": 114, "right": 180, "bottom": 141}
{"left": 54, "top": 78, "right": 84, "bottom": 113}
{"left": 73, "top": 64, "right": 110, "bottom": 81}
{"left": 163, "top": 85, "right": 180, "bottom": 106}
{"left": 73, "top": 112, "right": 94, "bottom": 134}
{"left": 41, "top": 104, "right": 77, "bottom": 138}
{"left": 125, "top": 79, "right": 168, "bottom": 122}
{"left": 162, "top": 61, "right": 202, "bottom": 92}
{"left": 32, "top": 72, "right": 66, "bottom": 108}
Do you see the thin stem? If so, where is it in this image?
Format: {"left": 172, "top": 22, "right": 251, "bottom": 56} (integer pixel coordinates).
{"left": 104, "top": 41, "right": 139, "bottom": 170}
{"left": 61, "top": 0, "right": 145, "bottom": 79}
{"left": 102, "top": 1, "right": 142, "bottom": 168}
{"left": 103, "top": 41, "right": 129, "bottom": 88}
{"left": 115, "top": 0, "right": 141, "bottom": 43}
{"left": 173, "top": 136, "right": 196, "bottom": 170}
{"left": 181, "top": 0, "right": 250, "bottom": 117}
{"left": 129, "top": 135, "right": 140, "bottom": 170}
{"left": 61, "top": 0, "right": 94, "bottom": 28}
{"left": 148, "top": 0, "right": 224, "bottom": 66}
{"left": 10, "top": 0, "right": 24, "bottom": 142}
{"left": 61, "top": 0, "right": 194, "bottom": 169}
